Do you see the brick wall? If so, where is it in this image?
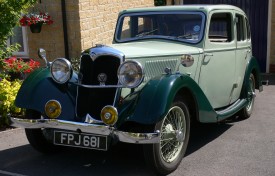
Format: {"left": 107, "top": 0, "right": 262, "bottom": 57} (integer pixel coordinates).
{"left": 27, "top": 1, "right": 65, "bottom": 62}
{"left": 78, "top": 0, "right": 154, "bottom": 56}
{"left": 28, "top": 0, "right": 153, "bottom": 62}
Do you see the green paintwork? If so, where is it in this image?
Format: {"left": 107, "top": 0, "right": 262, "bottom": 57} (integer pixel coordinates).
{"left": 117, "top": 73, "right": 217, "bottom": 125}
{"left": 15, "top": 68, "right": 77, "bottom": 120}
{"left": 241, "top": 56, "right": 263, "bottom": 97}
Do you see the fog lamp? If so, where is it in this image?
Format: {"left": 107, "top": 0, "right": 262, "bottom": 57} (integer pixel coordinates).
{"left": 45, "top": 100, "right": 62, "bottom": 119}
{"left": 101, "top": 106, "right": 118, "bottom": 126}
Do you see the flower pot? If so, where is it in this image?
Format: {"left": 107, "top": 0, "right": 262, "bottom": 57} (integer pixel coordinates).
{"left": 30, "top": 23, "right": 43, "bottom": 33}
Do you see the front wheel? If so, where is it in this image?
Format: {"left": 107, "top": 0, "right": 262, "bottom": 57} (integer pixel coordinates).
{"left": 143, "top": 99, "right": 190, "bottom": 175}
{"left": 25, "top": 110, "right": 59, "bottom": 153}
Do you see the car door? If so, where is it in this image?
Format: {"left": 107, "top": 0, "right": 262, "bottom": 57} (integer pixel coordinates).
{"left": 231, "top": 13, "right": 251, "bottom": 103}
{"left": 199, "top": 11, "right": 236, "bottom": 109}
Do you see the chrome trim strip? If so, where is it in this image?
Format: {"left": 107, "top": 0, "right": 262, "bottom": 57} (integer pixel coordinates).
{"left": 85, "top": 45, "right": 125, "bottom": 61}
{"left": 71, "top": 82, "right": 126, "bottom": 88}
{"left": 10, "top": 117, "right": 160, "bottom": 144}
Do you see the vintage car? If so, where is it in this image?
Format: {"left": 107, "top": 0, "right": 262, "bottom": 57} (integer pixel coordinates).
{"left": 11, "top": 5, "right": 263, "bottom": 175}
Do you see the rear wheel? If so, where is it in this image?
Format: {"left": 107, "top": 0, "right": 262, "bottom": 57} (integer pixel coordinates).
{"left": 25, "top": 110, "right": 59, "bottom": 153}
{"left": 238, "top": 73, "right": 256, "bottom": 119}
{"left": 143, "top": 98, "right": 190, "bottom": 175}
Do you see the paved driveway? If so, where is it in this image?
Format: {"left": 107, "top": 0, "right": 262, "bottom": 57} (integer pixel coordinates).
{"left": 0, "top": 81, "right": 275, "bottom": 176}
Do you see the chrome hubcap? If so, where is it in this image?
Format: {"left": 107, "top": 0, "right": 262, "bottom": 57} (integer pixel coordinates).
{"left": 160, "top": 106, "right": 186, "bottom": 163}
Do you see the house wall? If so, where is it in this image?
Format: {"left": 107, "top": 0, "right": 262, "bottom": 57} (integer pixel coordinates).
{"left": 78, "top": 0, "right": 154, "bottom": 56}
{"left": 27, "top": 0, "right": 65, "bottom": 62}
{"left": 27, "top": 0, "right": 154, "bottom": 62}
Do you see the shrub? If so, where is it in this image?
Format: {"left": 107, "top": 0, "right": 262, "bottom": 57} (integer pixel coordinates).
{"left": 0, "top": 78, "right": 23, "bottom": 128}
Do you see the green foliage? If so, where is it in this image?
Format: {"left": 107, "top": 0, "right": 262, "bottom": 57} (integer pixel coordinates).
{"left": 0, "top": 0, "right": 37, "bottom": 65}
{"left": 155, "top": 0, "right": 166, "bottom": 6}
{"left": 0, "top": 0, "right": 37, "bottom": 128}
{"left": 0, "top": 78, "right": 23, "bottom": 127}
{"left": 70, "top": 57, "right": 80, "bottom": 72}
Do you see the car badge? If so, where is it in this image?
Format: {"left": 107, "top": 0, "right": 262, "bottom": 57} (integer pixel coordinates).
{"left": 98, "top": 73, "right": 107, "bottom": 86}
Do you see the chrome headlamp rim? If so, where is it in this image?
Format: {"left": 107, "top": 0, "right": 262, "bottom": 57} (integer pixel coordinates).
{"left": 117, "top": 60, "right": 144, "bottom": 88}
{"left": 50, "top": 58, "right": 72, "bottom": 84}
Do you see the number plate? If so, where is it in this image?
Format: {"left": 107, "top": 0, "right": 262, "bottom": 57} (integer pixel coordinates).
{"left": 54, "top": 131, "right": 107, "bottom": 151}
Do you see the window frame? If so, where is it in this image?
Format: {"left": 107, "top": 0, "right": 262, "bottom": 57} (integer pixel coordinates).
{"left": 208, "top": 12, "right": 233, "bottom": 43}
{"left": 7, "top": 26, "right": 29, "bottom": 57}
{"left": 236, "top": 14, "right": 246, "bottom": 42}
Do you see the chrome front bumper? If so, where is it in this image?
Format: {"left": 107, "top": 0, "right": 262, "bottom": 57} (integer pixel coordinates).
{"left": 10, "top": 117, "right": 160, "bottom": 144}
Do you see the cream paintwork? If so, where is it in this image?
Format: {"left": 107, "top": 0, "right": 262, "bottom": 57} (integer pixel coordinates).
{"left": 114, "top": 5, "right": 252, "bottom": 109}
{"left": 111, "top": 40, "right": 202, "bottom": 98}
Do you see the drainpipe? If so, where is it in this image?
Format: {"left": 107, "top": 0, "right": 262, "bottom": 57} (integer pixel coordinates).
{"left": 61, "top": 0, "right": 70, "bottom": 60}
{"left": 266, "top": 0, "right": 272, "bottom": 73}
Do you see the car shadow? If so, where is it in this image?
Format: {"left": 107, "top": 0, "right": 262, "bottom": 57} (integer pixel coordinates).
{"left": 186, "top": 123, "right": 233, "bottom": 156}
{"left": 0, "top": 123, "right": 234, "bottom": 176}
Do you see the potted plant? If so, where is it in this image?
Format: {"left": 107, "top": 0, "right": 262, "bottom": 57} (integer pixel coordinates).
{"left": 19, "top": 12, "right": 53, "bottom": 33}
{"left": 3, "top": 57, "right": 40, "bottom": 80}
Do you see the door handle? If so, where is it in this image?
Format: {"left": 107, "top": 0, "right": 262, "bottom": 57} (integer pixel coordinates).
{"left": 204, "top": 53, "right": 213, "bottom": 57}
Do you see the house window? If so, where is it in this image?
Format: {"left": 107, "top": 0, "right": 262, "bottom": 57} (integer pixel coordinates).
{"left": 7, "top": 26, "right": 28, "bottom": 57}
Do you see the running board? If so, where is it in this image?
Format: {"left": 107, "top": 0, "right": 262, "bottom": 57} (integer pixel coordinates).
{"left": 216, "top": 99, "right": 247, "bottom": 122}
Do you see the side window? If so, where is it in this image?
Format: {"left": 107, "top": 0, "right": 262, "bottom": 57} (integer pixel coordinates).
{"left": 245, "top": 18, "right": 251, "bottom": 40}
{"left": 236, "top": 14, "right": 245, "bottom": 41}
{"left": 208, "top": 13, "right": 232, "bottom": 42}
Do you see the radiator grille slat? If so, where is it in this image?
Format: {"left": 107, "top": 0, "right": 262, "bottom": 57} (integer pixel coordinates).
{"left": 144, "top": 58, "right": 178, "bottom": 81}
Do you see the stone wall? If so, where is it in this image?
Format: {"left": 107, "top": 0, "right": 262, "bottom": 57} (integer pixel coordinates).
{"left": 78, "top": 0, "right": 154, "bottom": 56}
{"left": 27, "top": 0, "right": 65, "bottom": 62}
{"left": 27, "top": 0, "right": 153, "bottom": 62}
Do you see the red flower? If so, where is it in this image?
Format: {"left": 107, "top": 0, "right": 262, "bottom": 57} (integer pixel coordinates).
{"left": 3, "top": 57, "right": 40, "bottom": 74}
{"left": 19, "top": 12, "right": 53, "bottom": 26}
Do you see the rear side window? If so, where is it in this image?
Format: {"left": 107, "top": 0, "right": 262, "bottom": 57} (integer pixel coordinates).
{"left": 208, "top": 13, "right": 232, "bottom": 43}
{"left": 236, "top": 14, "right": 245, "bottom": 41}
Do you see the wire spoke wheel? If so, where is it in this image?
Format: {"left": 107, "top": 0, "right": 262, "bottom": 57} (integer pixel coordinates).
{"left": 143, "top": 98, "right": 190, "bottom": 175}
{"left": 238, "top": 73, "right": 256, "bottom": 119}
{"left": 246, "top": 75, "right": 256, "bottom": 113}
{"left": 160, "top": 106, "right": 186, "bottom": 163}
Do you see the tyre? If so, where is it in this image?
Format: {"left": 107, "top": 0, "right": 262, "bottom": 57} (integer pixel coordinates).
{"left": 143, "top": 97, "right": 190, "bottom": 175}
{"left": 25, "top": 110, "right": 59, "bottom": 153}
{"left": 238, "top": 73, "right": 256, "bottom": 119}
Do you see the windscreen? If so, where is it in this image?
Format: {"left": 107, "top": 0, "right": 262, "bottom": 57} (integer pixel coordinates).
{"left": 115, "top": 12, "right": 205, "bottom": 44}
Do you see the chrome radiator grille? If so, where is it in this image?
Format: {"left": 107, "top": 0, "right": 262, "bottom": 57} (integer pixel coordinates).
{"left": 76, "top": 55, "right": 120, "bottom": 120}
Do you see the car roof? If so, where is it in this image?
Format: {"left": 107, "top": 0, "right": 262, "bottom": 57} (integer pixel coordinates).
{"left": 119, "top": 5, "right": 245, "bottom": 15}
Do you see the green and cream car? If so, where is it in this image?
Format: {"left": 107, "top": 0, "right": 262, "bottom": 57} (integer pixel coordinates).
{"left": 11, "top": 5, "right": 263, "bottom": 175}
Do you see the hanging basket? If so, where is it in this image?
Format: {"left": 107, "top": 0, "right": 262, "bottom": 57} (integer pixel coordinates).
{"left": 30, "top": 23, "right": 43, "bottom": 33}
